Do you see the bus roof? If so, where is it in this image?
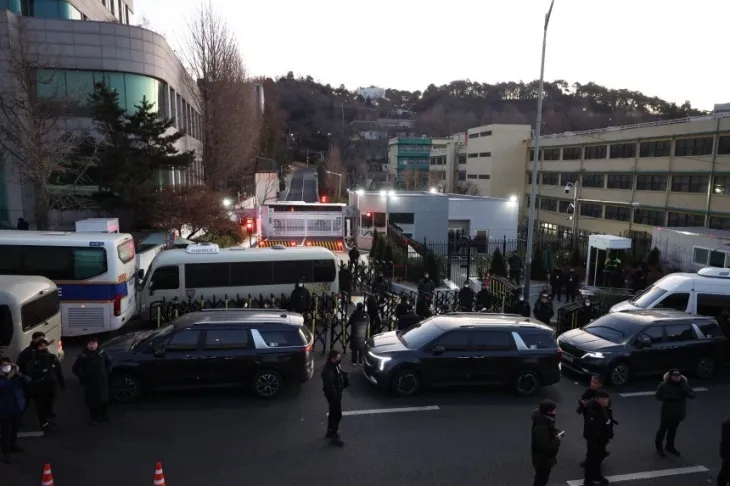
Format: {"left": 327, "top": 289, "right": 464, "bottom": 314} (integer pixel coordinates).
{"left": 0, "top": 275, "right": 57, "bottom": 302}
{"left": 0, "top": 231, "right": 132, "bottom": 243}
{"left": 151, "top": 245, "right": 338, "bottom": 266}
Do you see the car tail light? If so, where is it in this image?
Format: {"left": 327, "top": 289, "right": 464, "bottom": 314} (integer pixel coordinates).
{"left": 113, "top": 294, "right": 121, "bottom": 317}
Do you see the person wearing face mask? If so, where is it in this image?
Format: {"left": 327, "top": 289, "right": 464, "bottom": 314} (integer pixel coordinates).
{"left": 72, "top": 336, "right": 112, "bottom": 425}
{"left": 655, "top": 369, "right": 695, "bottom": 457}
{"left": 577, "top": 376, "right": 617, "bottom": 468}
{"left": 531, "top": 399, "right": 562, "bottom": 486}
{"left": 563, "top": 268, "right": 579, "bottom": 304}
{"left": 289, "top": 280, "right": 311, "bottom": 315}
{"left": 16, "top": 331, "right": 45, "bottom": 421}
{"left": 26, "top": 339, "right": 65, "bottom": 431}
{"left": 458, "top": 282, "right": 475, "bottom": 312}
{"left": 476, "top": 281, "right": 495, "bottom": 312}
{"left": 583, "top": 390, "right": 613, "bottom": 485}
{"left": 533, "top": 292, "right": 554, "bottom": 326}
{"left": 417, "top": 273, "right": 435, "bottom": 299}
{"left": 321, "top": 349, "right": 349, "bottom": 447}
{"left": 577, "top": 299, "right": 598, "bottom": 328}
{"left": 0, "top": 357, "right": 29, "bottom": 463}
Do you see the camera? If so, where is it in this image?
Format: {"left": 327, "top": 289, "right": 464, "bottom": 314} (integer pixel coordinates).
{"left": 564, "top": 184, "right": 571, "bottom": 194}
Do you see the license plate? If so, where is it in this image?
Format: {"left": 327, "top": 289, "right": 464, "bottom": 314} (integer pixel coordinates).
{"left": 563, "top": 355, "right": 574, "bottom": 363}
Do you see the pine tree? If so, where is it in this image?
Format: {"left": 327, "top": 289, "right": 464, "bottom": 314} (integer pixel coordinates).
{"left": 489, "top": 248, "right": 508, "bottom": 277}
{"left": 383, "top": 241, "right": 394, "bottom": 262}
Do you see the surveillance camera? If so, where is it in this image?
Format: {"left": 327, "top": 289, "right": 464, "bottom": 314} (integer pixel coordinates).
{"left": 564, "top": 184, "right": 571, "bottom": 194}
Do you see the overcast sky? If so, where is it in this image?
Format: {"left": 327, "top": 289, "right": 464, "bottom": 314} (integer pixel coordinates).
{"left": 135, "top": 0, "right": 728, "bottom": 111}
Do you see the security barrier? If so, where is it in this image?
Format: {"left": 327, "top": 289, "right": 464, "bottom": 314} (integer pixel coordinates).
{"left": 305, "top": 239, "right": 345, "bottom": 251}
{"left": 259, "top": 240, "right": 299, "bottom": 247}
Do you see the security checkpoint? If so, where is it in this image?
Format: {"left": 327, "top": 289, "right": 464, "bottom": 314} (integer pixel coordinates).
{"left": 258, "top": 202, "right": 348, "bottom": 249}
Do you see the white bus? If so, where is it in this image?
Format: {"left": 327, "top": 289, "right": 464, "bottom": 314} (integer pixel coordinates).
{"left": 138, "top": 243, "right": 339, "bottom": 319}
{"left": 0, "top": 276, "right": 63, "bottom": 362}
{"left": 0, "top": 231, "right": 137, "bottom": 337}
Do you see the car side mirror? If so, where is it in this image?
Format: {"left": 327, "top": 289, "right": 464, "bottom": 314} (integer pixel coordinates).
{"left": 432, "top": 345, "right": 445, "bottom": 355}
{"left": 153, "top": 346, "right": 165, "bottom": 357}
{"left": 137, "top": 269, "right": 145, "bottom": 280}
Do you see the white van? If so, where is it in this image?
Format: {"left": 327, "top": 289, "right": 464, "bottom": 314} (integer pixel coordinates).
{"left": 0, "top": 276, "right": 63, "bottom": 362}
{"left": 610, "top": 267, "right": 730, "bottom": 319}
{"left": 137, "top": 243, "right": 339, "bottom": 320}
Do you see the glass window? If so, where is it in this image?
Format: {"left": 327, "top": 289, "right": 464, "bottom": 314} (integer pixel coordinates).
{"left": 150, "top": 266, "right": 179, "bottom": 291}
{"left": 58, "top": 1, "right": 82, "bottom": 19}
{"left": 105, "top": 72, "right": 127, "bottom": 111}
{"left": 664, "top": 324, "right": 696, "bottom": 342}
{"left": 273, "top": 261, "right": 312, "bottom": 284}
{"left": 639, "top": 140, "right": 671, "bottom": 158}
{"left": 610, "top": 143, "right": 636, "bottom": 159}
{"left": 697, "top": 294, "right": 730, "bottom": 319}
{"left": 312, "top": 260, "right": 336, "bottom": 282}
{"left": 540, "top": 198, "right": 557, "bottom": 211}
{"left": 584, "top": 145, "right": 607, "bottom": 159}
{"left": 634, "top": 209, "right": 665, "bottom": 226}
{"left": 667, "top": 212, "right": 705, "bottom": 227}
{"left": 696, "top": 321, "right": 724, "bottom": 338}
{"left": 543, "top": 148, "right": 560, "bottom": 161}
{"left": 399, "top": 320, "right": 446, "bottom": 349}
{"left": 117, "top": 240, "right": 135, "bottom": 264}
{"left": 582, "top": 173, "right": 604, "bottom": 188}
{"left": 21, "top": 291, "right": 59, "bottom": 332}
{"left": 710, "top": 216, "right": 730, "bottom": 231}
{"left": 710, "top": 250, "right": 726, "bottom": 267}
{"left": 472, "top": 331, "right": 512, "bottom": 351}
{"left": 389, "top": 213, "right": 414, "bottom": 225}
{"left": 125, "top": 74, "right": 159, "bottom": 113}
{"left": 65, "top": 71, "right": 95, "bottom": 104}
{"left": 639, "top": 326, "right": 664, "bottom": 344}
{"left": 166, "top": 330, "right": 200, "bottom": 351}
{"left": 541, "top": 173, "right": 559, "bottom": 185}
{"left": 563, "top": 147, "right": 582, "bottom": 160}
{"left": 606, "top": 174, "right": 633, "bottom": 190}
{"left": 0, "top": 305, "right": 12, "bottom": 347}
{"left": 204, "top": 329, "right": 249, "bottom": 349}
{"left": 675, "top": 137, "right": 714, "bottom": 157}
{"left": 719, "top": 136, "right": 730, "bottom": 155}
{"left": 184, "top": 263, "right": 230, "bottom": 288}
{"left": 579, "top": 203, "right": 602, "bottom": 218}
{"left": 36, "top": 69, "right": 66, "bottom": 98}
{"left": 518, "top": 332, "right": 557, "bottom": 349}
{"left": 671, "top": 175, "right": 709, "bottom": 193}
{"left": 259, "top": 330, "right": 304, "bottom": 347}
{"left": 32, "top": 0, "right": 60, "bottom": 18}
{"left": 636, "top": 175, "right": 668, "bottom": 191}
{"left": 656, "top": 293, "right": 690, "bottom": 311}
{"left": 632, "top": 286, "right": 667, "bottom": 308}
{"left": 0, "top": 245, "right": 107, "bottom": 281}
{"left": 434, "top": 331, "right": 469, "bottom": 351}
{"left": 74, "top": 249, "right": 107, "bottom": 280}
{"left": 583, "top": 315, "right": 642, "bottom": 344}
{"left": 169, "top": 88, "right": 177, "bottom": 121}
{"left": 230, "top": 261, "right": 273, "bottom": 286}
{"left": 604, "top": 205, "right": 631, "bottom": 222}
{"left": 4, "top": 0, "right": 22, "bottom": 15}
{"left": 693, "top": 247, "right": 710, "bottom": 265}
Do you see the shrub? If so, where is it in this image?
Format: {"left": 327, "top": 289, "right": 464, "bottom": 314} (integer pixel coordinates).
{"left": 489, "top": 249, "right": 508, "bottom": 277}
{"left": 531, "top": 247, "right": 547, "bottom": 280}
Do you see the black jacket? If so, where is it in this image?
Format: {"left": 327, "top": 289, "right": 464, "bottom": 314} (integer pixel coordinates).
{"left": 395, "top": 302, "right": 411, "bottom": 318}
{"left": 321, "top": 361, "right": 346, "bottom": 402}
{"left": 583, "top": 399, "right": 613, "bottom": 444}
{"left": 533, "top": 300, "right": 554, "bottom": 324}
{"left": 550, "top": 269, "right": 563, "bottom": 288}
{"left": 655, "top": 373, "right": 695, "bottom": 422}
{"left": 721, "top": 415, "right": 730, "bottom": 460}
{"left": 508, "top": 299, "right": 530, "bottom": 317}
{"left": 27, "top": 351, "right": 65, "bottom": 391}
{"left": 577, "top": 304, "right": 597, "bottom": 327}
{"left": 16, "top": 343, "right": 39, "bottom": 374}
{"left": 348, "top": 310, "right": 369, "bottom": 349}
{"left": 289, "top": 286, "right": 311, "bottom": 314}
{"left": 578, "top": 389, "right": 617, "bottom": 435}
{"left": 397, "top": 312, "right": 423, "bottom": 331}
{"left": 416, "top": 297, "right": 432, "bottom": 318}
{"left": 366, "top": 294, "right": 381, "bottom": 322}
{"left": 563, "top": 273, "right": 579, "bottom": 291}
{"left": 458, "top": 287, "right": 475, "bottom": 310}
{"left": 417, "top": 278, "right": 435, "bottom": 296}
{"left": 531, "top": 409, "right": 561, "bottom": 470}
{"left": 348, "top": 248, "right": 359, "bottom": 263}
{"left": 72, "top": 349, "right": 112, "bottom": 405}
{"left": 476, "top": 289, "right": 494, "bottom": 311}
{"left": 339, "top": 268, "right": 352, "bottom": 293}
{"left": 508, "top": 254, "right": 522, "bottom": 271}
{"left": 371, "top": 277, "right": 388, "bottom": 295}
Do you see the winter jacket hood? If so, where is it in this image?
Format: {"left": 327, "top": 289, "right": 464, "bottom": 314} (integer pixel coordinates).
{"left": 662, "top": 372, "right": 687, "bottom": 383}
{"left": 656, "top": 372, "right": 695, "bottom": 422}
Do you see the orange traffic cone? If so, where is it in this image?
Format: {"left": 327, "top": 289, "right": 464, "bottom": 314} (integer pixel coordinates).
{"left": 41, "top": 464, "right": 54, "bottom": 486}
{"left": 153, "top": 462, "right": 166, "bottom": 486}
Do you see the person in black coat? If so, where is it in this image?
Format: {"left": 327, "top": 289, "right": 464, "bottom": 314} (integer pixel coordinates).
{"left": 416, "top": 294, "right": 433, "bottom": 319}
{"left": 16, "top": 331, "right": 45, "bottom": 419}
{"left": 348, "top": 303, "right": 369, "bottom": 365}
{"left": 289, "top": 280, "right": 311, "bottom": 314}
{"left": 417, "top": 273, "right": 435, "bottom": 299}
{"left": 395, "top": 295, "right": 412, "bottom": 319}
{"left": 563, "top": 268, "right": 579, "bottom": 303}
{"left": 26, "top": 339, "right": 64, "bottom": 430}
{"left": 577, "top": 376, "right": 617, "bottom": 467}
{"left": 338, "top": 263, "right": 352, "bottom": 303}
{"left": 583, "top": 390, "right": 613, "bottom": 485}
{"left": 72, "top": 337, "right": 112, "bottom": 424}
{"left": 577, "top": 300, "right": 598, "bottom": 328}
{"left": 348, "top": 245, "right": 360, "bottom": 271}
{"left": 531, "top": 399, "right": 562, "bottom": 486}
{"left": 458, "top": 282, "right": 475, "bottom": 311}
{"left": 397, "top": 309, "right": 423, "bottom": 331}
{"left": 321, "top": 350, "right": 348, "bottom": 447}
{"left": 550, "top": 267, "right": 563, "bottom": 302}
{"left": 719, "top": 415, "right": 730, "bottom": 485}
{"left": 365, "top": 293, "right": 382, "bottom": 333}
{"left": 533, "top": 292, "right": 554, "bottom": 326}
{"left": 371, "top": 272, "right": 388, "bottom": 296}
{"left": 507, "top": 294, "right": 531, "bottom": 317}
{"left": 655, "top": 369, "right": 695, "bottom": 456}
{"left": 476, "top": 284, "right": 495, "bottom": 312}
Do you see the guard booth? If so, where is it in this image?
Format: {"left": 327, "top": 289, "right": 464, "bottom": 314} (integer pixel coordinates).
{"left": 585, "top": 234, "right": 632, "bottom": 287}
{"left": 260, "top": 202, "right": 346, "bottom": 248}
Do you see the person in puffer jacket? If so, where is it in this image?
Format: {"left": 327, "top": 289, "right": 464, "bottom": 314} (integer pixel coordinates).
{"left": 347, "top": 303, "right": 370, "bottom": 366}
{"left": 654, "top": 369, "right": 695, "bottom": 457}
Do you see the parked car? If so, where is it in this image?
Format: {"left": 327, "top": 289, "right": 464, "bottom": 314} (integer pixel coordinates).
{"left": 557, "top": 309, "right": 726, "bottom": 386}
{"left": 103, "top": 309, "right": 314, "bottom": 402}
{"left": 362, "top": 313, "right": 562, "bottom": 397}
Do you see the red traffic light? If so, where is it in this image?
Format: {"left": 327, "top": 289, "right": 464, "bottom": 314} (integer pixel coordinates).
{"left": 244, "top": 217, "right": 254, "bottom": 234}
{"left": 320, "top": 196, "right": 327, "bottom": 203}
{"left": 366, "top": 212, "right": 371, "bottom": 217}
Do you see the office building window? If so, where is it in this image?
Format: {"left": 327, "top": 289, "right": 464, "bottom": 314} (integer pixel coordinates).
{"left": 714, "top": 176, "right": 730, "bottom": 195}
{"left": 671, "top": 175, "right": 709, "bottom": 193}
{"left": 580, "top": 203, "right": 602, "bottom": 218}
{"left": 540, "top": 198, "right": 557, "bottom": 211}
{"left": 610, "top": 143, "right": 637, "bottom": 159}
{"left": 675, "top": 137, "right": 714, "bottom": 156}
{"left": 604, "top": 205, "right": 631, "bottom": 222}
{"left": 429, "top": 158, "right": 436, "bottom": 166}
{"left": 667, "top": 212, "right": 705, "bottom": 227}
{"left": 479, "top": 130, "right": 492, "bottom": 137}
{"left": 563, "top": 147, "right": 582, "bottom": 160}
{"left": 478, "top": 152, "right": 491, "bottom": 157}
{"left": 529, "top": 149, "right": 536, "bottom": 161}
{"left": 543, "top": 148, "right": 560, "bottom": 160}
{"left": 582, "top": 173, "right": 604, "bottom": 188}
{"left": 709, "top": 216, "right": 730, "bottom": 230}
{"left": 639, "top": 140, "right": 671, "bottom": 157}
{"left": 458, "top": 155, "right": 466, "bottom": 165}
{"left": 634, "top": 209, "right": 665, "bottom": 226}
{"left": 636, "top": 175, "right": 668, "bottom": 191}
{"left": 458, "top": 171, "right": 466, "bottom": 181}
{"left": 584, "top": 145, "right": 607, "bottom": 159}
{"left": 558, "top": 200, "right": 572, "bottom": 213}
{"left": 467, "top": 153, "right": 478, "bottom": 158}
{"left": 541, "top": 173, "right": 559, "bottom": 185}
{"left": 388, "top": 213, "right": 415, "bottom": 225}
{"left": 467, "top": 174, "right": 477, "bottom": 179}
{"left": 478, "top": 174, "right": 490, "bottom": 180}
{"left": 561, "top": 173, "right": 579, "bottom": 186}
{"left": 539, "top": 222, "right": 557, "bottom": 236}
{"left": 719, "top": 136, "right": 730, "bottom": 155}
{"left": 169, "top": 88, "right": 176, "bottom": 122}
{"left": 468, "top": 133, "right": 479, "bottom": 139}
{"left": 606, "top": 174, "right": 633, "bottom": 190}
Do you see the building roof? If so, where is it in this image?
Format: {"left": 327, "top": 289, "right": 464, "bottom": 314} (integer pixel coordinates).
{"left": 655, "top": 226, "right": 730, "bottom": 240}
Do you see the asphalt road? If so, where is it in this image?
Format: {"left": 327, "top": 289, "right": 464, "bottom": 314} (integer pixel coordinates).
{"left": 284, "top": 167, "right": 318, "bottom": 203}
{"left": 5, "top": 348, "right": 729, "bottom": 486}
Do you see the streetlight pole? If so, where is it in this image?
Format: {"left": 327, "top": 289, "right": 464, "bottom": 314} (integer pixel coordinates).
{"left": 524, "top": 0, "right": 555, "bottom": 299}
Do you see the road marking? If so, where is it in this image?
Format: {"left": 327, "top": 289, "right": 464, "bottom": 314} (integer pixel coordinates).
{"left": 566, "top": 465, "right": 709, "bottom": 485}
{"left": 18, "top": 431, "right": 44, "bottom": 438}
{"left": 338, "top": 405, "right": 440, "bottom": 417}
{"left": 619, "top": 387, "right": 708, "bottom": 397}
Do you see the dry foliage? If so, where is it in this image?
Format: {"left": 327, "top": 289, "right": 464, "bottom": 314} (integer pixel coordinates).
{"left": 149, "top": 186, "right": 234, "bottom": 239}
{"left": 326, "top": 144, "right": 347, "bottom": 197}
{"left": 400, "top": 169, "right": 429, "bottom": 190}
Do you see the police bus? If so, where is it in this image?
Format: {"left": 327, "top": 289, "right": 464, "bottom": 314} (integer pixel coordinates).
{"left": 137, "top": 243, "right": 339, "bottom": 320}
{"left": 0, "top": 231, "right": 137, "bottom": 337}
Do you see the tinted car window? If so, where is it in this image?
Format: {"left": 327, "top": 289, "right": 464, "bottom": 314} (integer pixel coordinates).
{"left": 697, "top": 321, "right": 724, "bottom": 338}
{"left": 230, "top": 262, "right": 273, "bottom": 286}
{"left": 150, "top": 266, "right": 179, "bottom": 290}
{"left": 640, "top": 326, "right": 664, "bottom": 344}
{"left": 434, "top": 331, "right": 469, "bottom": 351}
{"left": 259, "top": 330, "right": 305, "bottom": 347}
{"left": 633, "top": 286, "right": 667, "bottom": 308}
{"left": 519, "top": 332, "right": 557, "bottom": 350}
{"left": 665, "top": 324, "right": 696, "bottom": 342}
{"left": 399, "top": 320, "right": 445, "bottom": 349}
{"left": 204, "top": 329, "right": 249, "bottom": 350}
{"left": 166, "top": 330, "right": 200, "bottom": 350}
{"left": 472, "top": 331, "right": 512, "bottom": 351}
{"left": 584, "top": 315, "right": 641, "bottom": 344}
{"left": 656, "top": 293, "right": 690, "bottom": 311}
{"left": 185, "top": 263, "right": 230, "bottom": 288}
{"left": 697, "top": 294, "right": 730, "bottom": 318}
{"left": 21, "top": 291, "right": 59, "bottom": 332}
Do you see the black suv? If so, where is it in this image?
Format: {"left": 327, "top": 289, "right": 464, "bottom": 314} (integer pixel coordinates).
{"left": 557, "top": 310, "right": 726, "bottom": 386}
{"left": 362, "top": 313, "right": 561, "bottom": 397}
{"left": 103, "top": 309, "right": 314, "bottom": 402}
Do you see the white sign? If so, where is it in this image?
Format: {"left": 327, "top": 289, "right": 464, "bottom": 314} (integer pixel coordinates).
{"left": 185, "top": 243, "right": 220, "bottom": 254}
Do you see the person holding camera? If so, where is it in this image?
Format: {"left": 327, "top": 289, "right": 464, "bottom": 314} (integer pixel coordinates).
{"left": 0, "top": 357, "right": 30, "bottom": 463}
{"left": 321, "top": 349, "right": 349, "bottom": 447}
{"left": 531, "top": 399, "right": 562, "bottom": 486}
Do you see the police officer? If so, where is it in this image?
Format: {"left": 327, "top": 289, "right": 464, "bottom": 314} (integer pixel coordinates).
{"left": 509, "top": 294, "right": 532, "bottom": 318}
{"left": 347, "top": 303, "right": 369, "bottom": 365}
{"left": 533, "top": 292, "right": 554, "bottom": 326}
{"left": 339, "top": 262, "right": 352, "bottom": 303}
{"left": 577, "top": 376, "right": 617, "bottom": 468}
{"left": 583, "top": 390, "right": 613, "bottom": 485}
{"left": 366, "top": 293, "right": 382, "bottom": 333}
{"left": 458, "top": 282, "right": 475, "bottom": 311}
{"left": 563, "top": 268, "right": 579, "bottom": 303}
{"left": 321, "top": 350, "right": 348, "bottom": 447}
{"left": 416, "top": 293, "right": 433, "bottom": 319}
{"left": 16, "top": 331, "right": 45, "bottom": 420}
{"left": 26, "top": 339, "right": 64, "bottom": 431}
{"left": 631, "top": 265, "right": 647, "bottom": 294}
{"left": 371, "top": 272, "right": 388, "bottom": 295}
{"left": 417, "top": 272, "right": 435, "bottom": 299}
{"left": 655, "top": 370, "right": 695, "bottom": 457}
{"left": 476, "top": 283, "right": 495, "bottom": 312}
{"left": 604, "top": 251, "right": 621, "bottom": 287}
{"left": 289, "top": 280, "right": 311, "bottom": 314}
{"left": 550, "top": 266, "right": 563, "bottom": 302}
{"left": 577, "top": 299, "right": 598, "bottom": 328}
{"left": 531, "top": 399, "right": 562, "bottom": 486}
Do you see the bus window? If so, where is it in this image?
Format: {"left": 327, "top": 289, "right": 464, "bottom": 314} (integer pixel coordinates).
{"left": 0, "top": 305, "right": 12, "bottom": 347}
{"left": 117, "top": 240, "right": 136, "bottom": 264}
{"left": 313, "top": 260, "right": 336, "bottom": 282}
{"left": 273, "top": 260, "right": 312, "bottom": 284}
{"left": 150, "top": 266, "right": 180, "bottom": 290}
{"left": 21, "top": 292, "right": 59, "bottom": 332}
{"left": 0, "top": 245, "right": 108, "bottom": 280}
{"left": 185, "top": 263, "right": 230, "bottom": 288}
{"left": 230, "top": 262, "right": 273, "bottom": 286}
{"left": 74, "top": 248, "right": 108, "bottom": 279}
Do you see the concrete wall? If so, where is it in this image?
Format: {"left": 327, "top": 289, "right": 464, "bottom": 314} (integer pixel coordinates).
{"left": 448, "top": 196, "right": 519, "bottom": 241}
{"left": 353, "top": 192, "right": 449, "bottom": 243}
{"left": 652, "top": 227, "right": 730, "bottom": 271}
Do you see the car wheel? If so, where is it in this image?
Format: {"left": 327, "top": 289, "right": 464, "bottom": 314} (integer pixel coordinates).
{"left": 253, "top": 370, "right": 283, "bottom": 399}
{"left": 608, "top": 362, "right": 630, "bottom": 386}
{"left": 390, "top": 368, "right": 422, "bottom": 397}
{"left": 110, "top": 373, "right": 142, "bottom": 403}
{"left": 514, "top": 370, "right": 541, "bottom": 397}
{"left": 696, "top": 357, "right": 716, "bottom": 379}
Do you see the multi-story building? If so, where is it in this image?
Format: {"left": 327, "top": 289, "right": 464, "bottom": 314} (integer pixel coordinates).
{"left": 0, "top": 0, "right": 202, "bottom": 226}
{"left": 525, "top": 114, "right": 730, "bottom": 239}
{"left": 428, "top": 135, "right": 465, "bottom": 192}
{"left": 388, "top": 136, "right": 449, "bottom": 189}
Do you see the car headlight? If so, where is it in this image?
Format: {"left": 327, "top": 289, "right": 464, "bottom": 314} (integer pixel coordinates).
{"left": 367, "top": 351, "right": 392, "bottom": 371}
{"left": 581, "top": 351, "right": 609, "bottom": 360}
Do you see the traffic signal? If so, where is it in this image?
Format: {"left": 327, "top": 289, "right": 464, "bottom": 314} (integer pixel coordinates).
{"left": 244, "top": 217, "right": 254, "bottom": 235}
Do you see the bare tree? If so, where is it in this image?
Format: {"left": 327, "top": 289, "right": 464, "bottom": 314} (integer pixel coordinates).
{"left": 0, "top": 19, "right": 87, "bottom": 229}
{"left": 180, "top": 1, "right": 261, "bottom": 192}
{"left": 400, "top": 169, "right": 428, "bottom": 190}
{"left": 453, "top": 182, "right": 481, "bottom": 196}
